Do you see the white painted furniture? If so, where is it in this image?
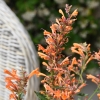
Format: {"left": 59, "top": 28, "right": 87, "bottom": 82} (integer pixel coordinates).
{"left": 0, "top": 0, "right": 39, "bottom": 100}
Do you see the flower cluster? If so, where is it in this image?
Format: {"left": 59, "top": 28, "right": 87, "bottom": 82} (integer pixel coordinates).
{"left": 37, "top": 4, "right": 89, "bottom": 100}
{"left": 4, "top": 4, "right": 100, "bottom": 100}
{"left": 4, "top": 68, "right": 45, "bottom": 100}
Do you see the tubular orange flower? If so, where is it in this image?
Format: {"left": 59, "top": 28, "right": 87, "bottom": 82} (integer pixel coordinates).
{"left": 10, "top": 94, "right": 17, "bottom": 100}
{"left": 6, "top": 80, "right": 18, "bottom": 91}
{"left": 44, "top": 83, "right": 54, "bottom": 94}
{"left": 4, "top": 69, "right": 20, "bottom": 81}
{"left": 70, "top": 9, "right": 78, "bottom": 17}
{"left": 38, "top": 52, "right": 50, "bottom": 60}
{"left": 85, "top": 55, "right": 93, "bottom": 66}
{"left": 60, "top": 57, "right": 69, "bottom": 66}
{"left": 68, "top": 57, "right": 78, "bottom": 71}
{"left": 28, "top": 68, "right": 46, "bottom": 79}
{"left": 86, "top": 74, "right": 100, "bottom": 85}
{"left": 38, "top": 44, "right": 45, "bottom": 52}
{"left": 59, "top": 9, "right": 65, "bottom": 17}
{"left": 97, "top": 94, "right": 100, "bottom": 99}
{"left": 65, "top": 26, "right": 73, "bottom": 32}
{"left": 94, "top": 50, "right": 100, "bottom": 61}
{"left": 54, "top": 90, "right": 61, "bottom": 99}
{"left": 61, "top": 92, "right": 68, "bottom": 100}
{"left": 43, "top": 30, "right": 51, "bottom": 36}
{"left": 71, "top": 47, "right": 85, "bottom": 57}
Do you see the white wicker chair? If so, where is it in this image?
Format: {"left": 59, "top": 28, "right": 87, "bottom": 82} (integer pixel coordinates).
{"left": 0, "top": 0, "right": 39, "bottom": 100}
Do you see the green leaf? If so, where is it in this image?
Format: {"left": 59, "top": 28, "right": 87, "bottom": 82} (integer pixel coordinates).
{"left": 18, "top": 92, "right": 24, "bottom": 100}
{"left": 35, "top": 91, "right": 48, "bottom": 100}
{"left": 77, "top": 93, "right": 88, "bottom": 100}
{"left": 78, "top": 93, "right": 88, "bottom": 97}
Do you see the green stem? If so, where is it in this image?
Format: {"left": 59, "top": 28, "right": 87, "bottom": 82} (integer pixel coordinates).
{"left": 88, "top": 87, "right": 99, "bottom": 100}
{"left": 79, "top": 73, "right": 83, "bottom": 83}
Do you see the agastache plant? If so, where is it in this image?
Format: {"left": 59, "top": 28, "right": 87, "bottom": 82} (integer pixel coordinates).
{"left": 4, "top": 68, "right": 45, "bottom": 100}
{"left": 4, "top": 4, "right": 100, "bottom": 100}
{"left": 37, "top": 4, "right": 87, "bottom": 100}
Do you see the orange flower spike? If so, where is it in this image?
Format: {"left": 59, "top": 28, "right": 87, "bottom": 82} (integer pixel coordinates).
{"left": 28, "top": 68, "right": 46, "bottom": 79}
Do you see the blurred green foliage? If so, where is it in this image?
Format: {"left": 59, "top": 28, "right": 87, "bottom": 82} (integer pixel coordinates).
{"left": 6, "top": 0, "right": 100, "bottom": 72}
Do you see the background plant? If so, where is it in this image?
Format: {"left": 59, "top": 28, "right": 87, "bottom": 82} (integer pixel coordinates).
{"left": 6, "top": 0, "right": 100, "bottom": 72}
{"left": 36, "top": 4, "right": 100, "bottom": 100}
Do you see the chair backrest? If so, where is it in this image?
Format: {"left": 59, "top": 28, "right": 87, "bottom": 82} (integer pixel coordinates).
{"left": 0, "top": 0, "right": 39, "bottom": 100}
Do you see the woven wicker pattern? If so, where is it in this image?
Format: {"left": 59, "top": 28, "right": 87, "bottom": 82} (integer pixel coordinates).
{"left": 0, "top": 0, "right": 39, "bottom": 100}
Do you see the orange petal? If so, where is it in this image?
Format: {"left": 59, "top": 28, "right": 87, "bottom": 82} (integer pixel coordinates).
{"left": 71, "top": 9, "right": 78, "bottom": 17}
{"left": 38, "top": 52, "right": 50, "bottom": 60}
{"left": 4, "top": 69, "right": 20, "bottom": 80}
{"left": 28, "top": 68, "right": 46, "bottom": 79}
{"left": 38, "top": 44, "right": 45, "bottom": 52}
{"left": 44, "top": 83, "right": 54, "bottom": 93}
{"left": 6, "top": 80, "right": 18, "bottom": 91}
{"left": 10, "top": 93, "right": 17, "bottom": 100}
{"left": 4, "top": 69, "right": 13, "bottom": 76}
{"left": 59, "top": 9, "right": 65, "bottom": 17}
{"left": 60, "top": 57, "right": 69, "bottom": 66}
{"left": 43, "top": 30, "right": 51, "bottom": 36}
